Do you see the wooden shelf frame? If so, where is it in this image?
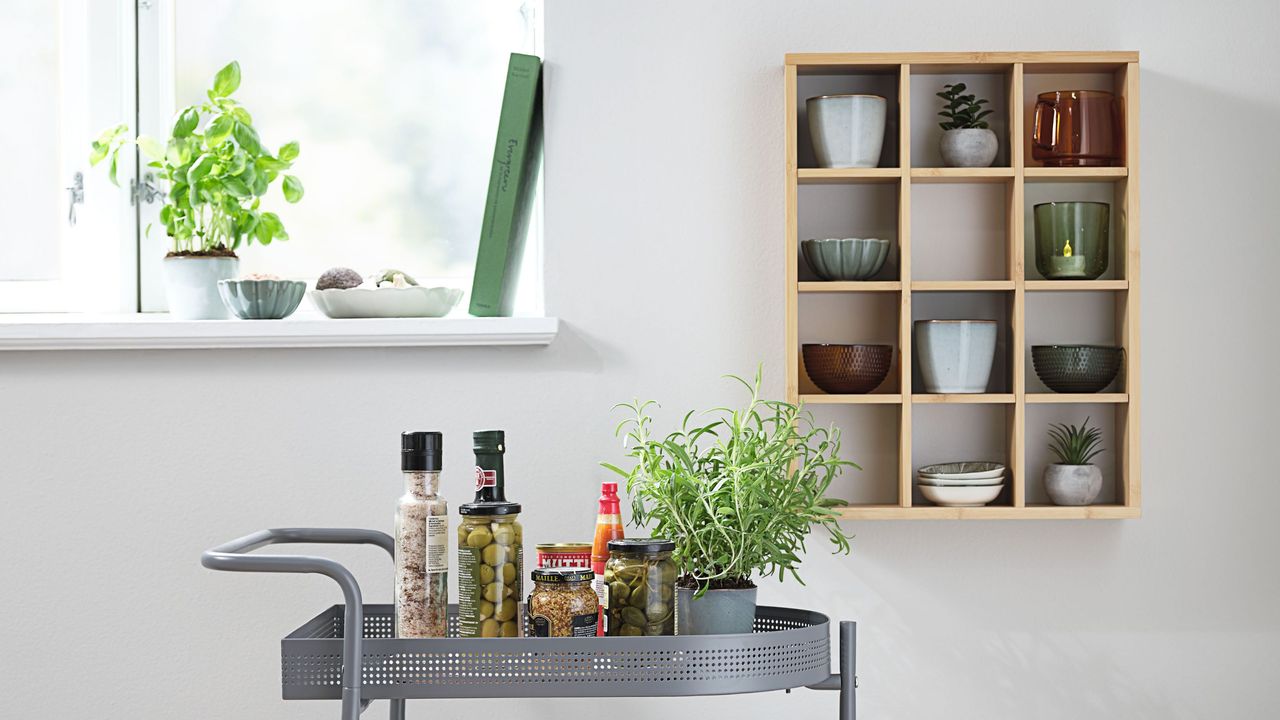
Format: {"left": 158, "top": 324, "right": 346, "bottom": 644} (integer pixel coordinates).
{"left": 785, "top": 51, "right": 1140, "bottom": 520}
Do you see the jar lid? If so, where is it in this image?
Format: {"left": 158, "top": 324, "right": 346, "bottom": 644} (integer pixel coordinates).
{"left": 608, "top": 537, "right": 675, "bottom": 554}
{"left": 459, "top": 501, "right": 522, "bottom": 516}
{"left": 532, "top": 567, "right": 594, "bottom": 584}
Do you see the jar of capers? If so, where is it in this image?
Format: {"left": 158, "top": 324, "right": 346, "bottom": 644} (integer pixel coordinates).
{"left": 457, "top": 430, "right": 524, "bottom": 638}
{"left": 604, "top": 538, "right": 676, "bottom": 636}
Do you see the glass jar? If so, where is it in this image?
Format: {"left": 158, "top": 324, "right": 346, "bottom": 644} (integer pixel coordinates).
{"left": 604, "top": 538, "right": 676, "bottom": 636}
{"left": 1034, "top": 201, "right": 1110, "bottom": 280}
{"left": 527, "top": 567, "right": 598, "bottom": 637}
{"left": 457, "top": 514, "right": 523, "bottom": 637}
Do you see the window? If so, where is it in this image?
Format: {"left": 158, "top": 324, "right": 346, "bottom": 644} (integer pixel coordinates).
{"left": 1, "top": 0, "right": 543, "bottom": 316}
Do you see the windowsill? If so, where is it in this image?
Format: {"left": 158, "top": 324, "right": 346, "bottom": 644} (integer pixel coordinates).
{"left": 0, "top": 312, "right": 559, "bottom": 350}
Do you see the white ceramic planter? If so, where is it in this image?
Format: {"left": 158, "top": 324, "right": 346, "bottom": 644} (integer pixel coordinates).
{"left": 807, "top": 94, "right": 887, "bottom": 168}
{"left": 676, "top": 585, "right": 757, "bottom": 635}
{"left": 1043, "top": 464, "right": 1103, "bottom": 506}
{"left": 162, "top": 255, "right": 239, "bottom": 320}
{"left": 940, "top": 128, "right": 999, "bottom": 167}
{"left": 915, "top": 320, "right": 998, "bottom": 393}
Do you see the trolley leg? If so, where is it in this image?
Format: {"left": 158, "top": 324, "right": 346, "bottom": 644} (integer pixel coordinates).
{"left": 838, "top": 621, "right": 856, "bottom": 720}
{"left": 389, "top": 699, "right": 405, "bottom": 720}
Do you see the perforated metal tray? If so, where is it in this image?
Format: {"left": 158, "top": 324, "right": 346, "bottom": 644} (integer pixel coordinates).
{"left": 284, "top": 604, "right": 831, "bottom": 700}
{"left": 203, "top": 528, "right": 856, "bottom": 720}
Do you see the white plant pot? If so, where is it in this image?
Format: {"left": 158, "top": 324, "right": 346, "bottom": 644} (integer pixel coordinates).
{"left": 1043, "top": 464, "right": 1103, "bottom": 506}
{"left": 162, "top": 255, "right": 239, "bottom": 320}
{"left": 807, "top": 95, "right": 887, "bottom": 168}
{"left": 940, "top": 128, "right": 999, "bottom": 167}
{"left": 914, "top": 320, "right": 998, "bottom": 394}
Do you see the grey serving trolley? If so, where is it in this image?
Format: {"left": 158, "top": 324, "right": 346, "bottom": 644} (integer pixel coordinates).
{"left": 203, "top": 528, "right": 858, "bottom": 720}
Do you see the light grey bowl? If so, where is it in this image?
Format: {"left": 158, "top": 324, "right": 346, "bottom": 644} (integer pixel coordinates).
{"left": 801, "top": 238, "right": 891, "bottom": 281}
{"left": 217, "top": 279, "right": 307, "bottom": 320}
{"left": 915, "top": 320, "right": 998, "bottom": 393}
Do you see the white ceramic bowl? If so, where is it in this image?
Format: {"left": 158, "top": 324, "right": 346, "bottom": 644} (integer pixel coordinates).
{"left": 309, "top": 286, "right": 463, "bottom": 319}
{"left": 916, "top": 476, "right": 1004, "bottom": 487}
{"left": 914, "top": 320, "right": 998, "bottom": 394}
{"left": 916, "top": 462, "right": 1006, "bottom": 480}
{"left": 918, "top": 483, "right": 1003, "bottom": 507}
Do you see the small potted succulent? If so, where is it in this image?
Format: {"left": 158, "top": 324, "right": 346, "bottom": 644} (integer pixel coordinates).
{"left": 936, "top": 83, "right": 997, "bottom": 167}
{"left": 90, "top": 61, "right": 303, "bottom": 319}
{"left": 604, "top": 367, "right": 854, "bottom": 635}
{"left": 1044, "top": 417, "right": 1105, "bottom": 506}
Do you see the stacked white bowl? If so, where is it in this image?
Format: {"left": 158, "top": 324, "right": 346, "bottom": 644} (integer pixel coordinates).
{"left": 916, "top": 462, "right": 1005, "bottom": 507}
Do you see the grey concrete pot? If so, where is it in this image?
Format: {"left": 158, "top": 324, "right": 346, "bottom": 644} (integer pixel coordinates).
{"left": 1043, "top": 464, "right": 1103, "bottom": 506}
{"left": 676, "top": 585, "right": 757, "bottom": 635}
{"left": 940, "top": 128, "right": 998, "bottom": 167}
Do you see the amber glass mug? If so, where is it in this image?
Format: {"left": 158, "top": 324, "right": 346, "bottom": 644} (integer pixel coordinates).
{"left": 1031, "top": 90, "right": 1123, "bottom": 167}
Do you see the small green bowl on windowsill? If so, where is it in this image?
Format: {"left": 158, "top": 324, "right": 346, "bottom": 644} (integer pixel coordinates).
{"left": 217, "top": 279, "right": 307, "bottom": 320}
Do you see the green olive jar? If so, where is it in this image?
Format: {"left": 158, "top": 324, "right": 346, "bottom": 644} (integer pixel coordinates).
{"left": 457, "top": 431, "right": 523, "bottom": 638}
{"left": 604, "top": 538, "right": 676, "bottom": 636}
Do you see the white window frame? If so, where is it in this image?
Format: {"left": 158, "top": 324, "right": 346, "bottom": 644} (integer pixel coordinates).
{"left": 0, "top": 0, "right": 554, "bottom": 348}
{"left": 0, "top": 0, "right": 139, "bottom": 314}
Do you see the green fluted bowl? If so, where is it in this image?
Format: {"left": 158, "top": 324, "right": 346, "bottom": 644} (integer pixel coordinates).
{"left": 217, "top": 279, "right": 307, "bottom": 320}
{"left": 1032, "top": 345, "right": 1124, "bottom": 393}
{"left": 801, "top": 238, "right": 891, "bottom": 281}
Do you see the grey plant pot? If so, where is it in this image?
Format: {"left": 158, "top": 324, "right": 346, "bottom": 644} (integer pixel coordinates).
{"left": 162, "top": 255, "right": 239, "bottom": 320}
{"left": 940, "top": 128, "right": 998, "bottom": 168}
{"left": 676, "top": 585, "right": 757, "bottom": 635}
{"left": 1043, "top": 464, "right": 1103, "bottom": 506}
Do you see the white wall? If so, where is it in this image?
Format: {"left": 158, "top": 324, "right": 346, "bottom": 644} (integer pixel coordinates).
{"left": 3, "top": 0, "right": 1279, "bottom": 717}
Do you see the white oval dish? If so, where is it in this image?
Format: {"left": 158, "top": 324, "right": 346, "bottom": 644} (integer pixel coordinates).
{"left": 309, "top": 286, "right": 464, "bottom": 319}
{"left": 918, "top": 483, "right": 1003, "bottom": 507}
{"left": 916, "top": 462, "right": 1006, "bottom": 480}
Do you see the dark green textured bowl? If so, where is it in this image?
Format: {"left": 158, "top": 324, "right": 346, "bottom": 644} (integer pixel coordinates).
{"left": 1032, "top": 345, "right": 1124, "bottom": 393}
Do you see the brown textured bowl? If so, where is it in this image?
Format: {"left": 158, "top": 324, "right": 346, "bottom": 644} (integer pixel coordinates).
{"left": 802, "top": 343, "right": 893, "bottom": 394}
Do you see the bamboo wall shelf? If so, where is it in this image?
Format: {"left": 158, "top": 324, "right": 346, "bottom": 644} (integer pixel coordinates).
{"left": 784, "top": 52, "right": 1141, "bottom": 520}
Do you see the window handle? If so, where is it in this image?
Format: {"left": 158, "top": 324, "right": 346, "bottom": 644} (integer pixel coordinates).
{"left": 131, "top": 173, "right": 162, "bottom": 206}
{"left": 66, "top": 171, "right": 84, "bottom": 227}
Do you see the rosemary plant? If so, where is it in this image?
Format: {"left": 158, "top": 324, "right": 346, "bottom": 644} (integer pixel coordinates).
{"left": 603, "top": 367, "right": 855, "bottom": 595}
{"left": 1047, "top": 417, "right": 1105, "bottom": 465}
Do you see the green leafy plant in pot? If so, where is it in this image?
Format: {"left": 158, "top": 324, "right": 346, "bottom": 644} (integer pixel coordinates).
{"left": 90, "top": 61, "right": 303, "bottom": 319}
{"left": 604, "top": 368, "right": 854, "bottom": 635}
{"left": 1043, "top": 417, "right": 1105, "bottom": 506}
{"left": 936, "top": 82, "right": 998, "bottom": 168}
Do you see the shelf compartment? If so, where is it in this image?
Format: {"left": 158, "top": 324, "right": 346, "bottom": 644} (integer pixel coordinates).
{"left": 911, "top": 291, "right": 1014, "bottom": 394}
{"left": 1026, "top": 280, "right": 1127, "bottom": 291}
{"left": 799, "top": 292, "right": 901, "bottom": 395}
{"left": 1027, "top": 393, "right": 1127, "bottom": 404}
{"left": 909, "top": 65, "right": 1013, "bottom": 169}
{"left": 1025, "top": 403, "right": 1123, "bottom": 506}
{"left": 798, "top": 168, "right": 901, "bottom": 184}
{"left": 799, "top": 281, "right": 901, "bottom": 293}
{"left": 911, "top": 403, "right": 1014, "bottom": 508}
{"left": 802, "top": 393, "right": 902, "bottom": 404}
{"left": 799, "top": 183, "right": 901, "bottom": 282}
{"left": 1022, "top": 66, "right": 1130, "bottom": 169}
{"left": 911, "top": 168, "right": 1014, "bottom": 182}
{"left": 1024, "top": 180, "right": 1127, "bottom": 282}
{"left": 796, "top": 68, "right": 901, "bottom": 169}
{"left": 913, "top": 393, "right": 1014, "bottom": 404}
{"left": 1025, "top": 291, "right": 1126, "bottom": 395}
{"left": 911, "top": 182, "right": 1012, "bottom": 282}
{"left": 1025, "top": 167, "right": 1128, "bottom": 182}
{"left": 811, "top": 404, "right": 902, "bottom": 505}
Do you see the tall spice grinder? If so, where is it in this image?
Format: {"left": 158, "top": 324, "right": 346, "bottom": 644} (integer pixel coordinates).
{"left": 591, "top": 482, "right": 624, "bottom": 635}
{"left": 457, "top": 430, "right": 524, "bottom": 637}
{"left": 394, "top": 431, "right": 448, "bottom": 637}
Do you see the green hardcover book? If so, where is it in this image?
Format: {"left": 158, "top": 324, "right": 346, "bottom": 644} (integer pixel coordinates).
{"left": 469, "top": 53, "right": 543, "bottom": 317}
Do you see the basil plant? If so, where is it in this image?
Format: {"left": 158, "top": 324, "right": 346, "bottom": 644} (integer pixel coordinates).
{"left": 90, "top": 61, "right": 303, "bottom": 255}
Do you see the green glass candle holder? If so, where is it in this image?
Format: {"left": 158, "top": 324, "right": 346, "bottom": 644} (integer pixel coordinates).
{"left": 1034, "top": 201, "right": 1110, "bottom": 280}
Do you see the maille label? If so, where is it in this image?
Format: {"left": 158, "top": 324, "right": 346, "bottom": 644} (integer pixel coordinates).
{"left": 474, "top": 466, "right": 497, "bottom": 490}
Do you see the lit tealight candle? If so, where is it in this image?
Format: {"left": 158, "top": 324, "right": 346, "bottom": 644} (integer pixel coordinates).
{"left": 1047, "top": 239, "right": 1087, "bottom": 279}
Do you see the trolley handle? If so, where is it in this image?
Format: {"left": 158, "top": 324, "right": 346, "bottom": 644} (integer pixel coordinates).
{"left": 201, "top": 528, "right": 395, "bottom": 720}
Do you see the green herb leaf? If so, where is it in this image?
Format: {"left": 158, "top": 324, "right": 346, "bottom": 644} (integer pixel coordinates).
{"left": 172, "top": 107, "right": 199, "bottom": 138}
{"left": 232, "top": 121, "right": 263, "bottom": 155}
{"left": 277, "top": 141, "right": 300, "bottom": 162}
{"left": 136, "top": 135, "right": 165, "bottom": 160}
{"left": 281, "top": 175, "right": 304, "bottom": 203}
{"left": 211, "top": 61, "right": 242, "bottom": 98}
